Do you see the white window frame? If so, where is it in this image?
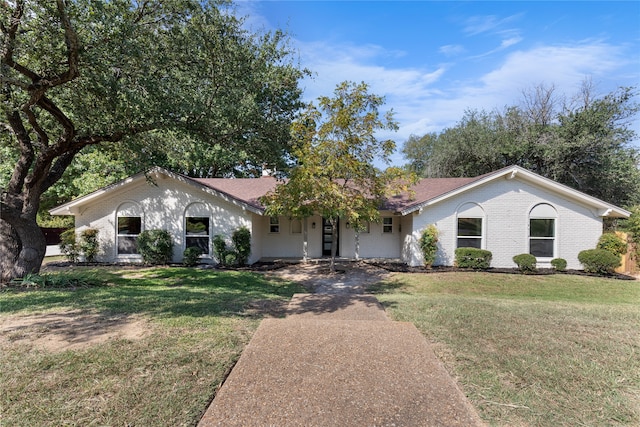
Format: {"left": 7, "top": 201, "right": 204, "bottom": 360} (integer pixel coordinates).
{"left": 455, "top": 202, "right": 485, "bottom": 249}
{"left": 116, "top": 216, "right": 142, "bottom": 255}
{"left": 456, "top": 217, "right": 483, "bottom": 249}
{"left": 382, "top": 217, "right": 393, "bottom": 233}
{"left": 269, "top": 216, "right": 280, "bottom": 233}
{"left": 185, "top": 216, "right": 211, "bottom": 255}
{"left": 529, "top": 204, "right": 557, "bottom": 260}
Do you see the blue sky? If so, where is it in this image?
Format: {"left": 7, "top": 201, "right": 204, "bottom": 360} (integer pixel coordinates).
{"left": 237, "top": 1, "right": 640, "bottom": 166}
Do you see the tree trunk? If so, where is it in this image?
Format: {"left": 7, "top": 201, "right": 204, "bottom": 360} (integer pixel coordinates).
{"left": 330, "top": 217, "right": 338, "bottom": 273}
{"left": 0, "top": 220, "right": 21, "bottom": 282}
{"left": 0, "top": 217, "right": 46, "bottom": 281}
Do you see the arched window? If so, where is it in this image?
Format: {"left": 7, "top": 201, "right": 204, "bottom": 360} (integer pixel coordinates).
{"left": 185, "top": 203, "right": 210, "bottom": 255}
{"left": 456, "top": 203, "right": 485, "bottom": 249}
{"left": 529, "top": 203, "right": 557, "bottom": 259}
{"left": 116, "top": 202, "right": 143, "bottom": 255}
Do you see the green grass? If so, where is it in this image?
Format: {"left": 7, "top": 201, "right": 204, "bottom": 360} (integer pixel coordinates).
{"left": 373, "top": 272, "right": 640, "bottom": 426}
{"left": 0, "top": 266, "right": 304, "bottom": 427}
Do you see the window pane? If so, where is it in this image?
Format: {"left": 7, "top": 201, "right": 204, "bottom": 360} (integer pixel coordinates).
{"left": 186, "top": 237, "right": 209, "bottom": 253}
{"left": 186, "top": 217, "right": 209, "bottom": 235}
{"left": 118, "top": 217, "right": 141, "bottom": 235}
{"left": 383, "top": 217, "right": 393, "bottom": 233}
{"left": 457, "top": 238, "right": 482, "bottom": 249}
{"left": 530, "top": 239, "right": 554, "bottom": 257}
{"left": 118, "top": 236, "right": 138, "bottom": 254}
{"left": 458, "top": 218, "right": 482, "bottom": 236}
{"left": 530, "top": 219, "right": 554, "bottom": 237}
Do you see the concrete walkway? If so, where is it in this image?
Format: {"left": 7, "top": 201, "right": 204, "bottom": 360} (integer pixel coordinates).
{"left": 199, "top": 293, "right": 483, "bottom": 426}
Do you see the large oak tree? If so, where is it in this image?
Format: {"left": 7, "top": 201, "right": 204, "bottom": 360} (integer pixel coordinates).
{"left": 1, "top": 0, "right": 307, "bottom": 281}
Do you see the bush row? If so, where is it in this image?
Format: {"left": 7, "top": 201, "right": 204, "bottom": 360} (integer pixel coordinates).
{"left": 60, "top": 226, "right": 251, "bottom": 267}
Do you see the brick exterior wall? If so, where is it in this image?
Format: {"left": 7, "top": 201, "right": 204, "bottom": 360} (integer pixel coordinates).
{"left": 406, "top": 176, "right": 603, "bottom": 269}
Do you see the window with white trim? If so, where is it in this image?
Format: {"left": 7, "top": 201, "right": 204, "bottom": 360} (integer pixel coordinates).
{"left": 529, "top": 204, "right": 557, "bottom": 258}
{"left": 186, "top": 217, "right": 210, "bottom": 254}
{"left": 382, "top": 217, "right": 393, "bottom": 233}
{"left": 457, "top": 217, "right": 482, "bottom": 248}
{"left": 456, "top": 202, "right": 485, "bottom": 249}
{"left": 117, "top": 216, "right": 141, "bottom": 254}
{"left": 269, "top": 217, "right": 280, "bottom": 233}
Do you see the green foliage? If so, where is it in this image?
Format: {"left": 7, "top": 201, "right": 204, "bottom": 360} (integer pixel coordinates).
{"left": 232, "top": 227, "right": 252, "bottom": 265}
{"left": 137, "top": 230, "right": 174, "bottom": 265}
{"left": 402, "top": 83, "right": 640, "bottom": 206}
{"left": 8, "top": 272, "right": 106, "bottom": 289}
{"left": 455, "top": 248, "right": 493, "bottom": 269}
{"left": 621, "top": 206, "right": 640, "bottom": 257}
{"left": 182, "top": 247, "right": 203, "bottom": 267}
{"left": 79, "top": 229, "right": 100, "bottom": 263}
{"left": 513, "top": 253, "right": 537, "bottom": 272}
{"left": 551, "top": 258, "right": 567, "bottom": 272}
{"left": 59, "top": 229, "right": 79, "bottom": 263}
{"left": 1, "top": 0, "right": 308, "bottom": 280}
{"left": 261, "top": 81, "right": 416, "bottom": 271}
{"left": 224, "top": 252, "right": 238, "bottom": 266}
{"left": 578, "top": 249, "right": 621, "bottom": 274}
{"left": 213, "top": 235, "right": 228, "bottom": 265}
{"left": 597, "top": 233, "right": 627, "bottom": 256}
{"left": 419, "top": 225, "right": 439, "bottom": 267}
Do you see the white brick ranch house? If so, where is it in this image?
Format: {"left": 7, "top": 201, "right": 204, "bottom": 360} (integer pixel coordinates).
{"left": 50, "top": 165, "right": 630, "bottom": 269}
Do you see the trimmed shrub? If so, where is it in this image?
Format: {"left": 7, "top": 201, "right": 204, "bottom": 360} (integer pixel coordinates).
{"left": 513, "top": 253, "right": 537, "bottom": 272}
{"left": 578, "top": 249, "right": 621, "bottom": 274}
{"left": 232, "top": 226, "right": 251, "bottom": 265}
{"left": 213, "top": 235, "right": 228, "bottom": 265}
{"left": 59, "top": 228, "right": 79, "bottom": 263}
{"left": 182, "top": 247, "right": 203, "bottom": 267}
{"left": 80, "top": 228, "right": 100, "bottom": 262}
{"left": 224, "top": 251, "right": 238, "bottom": 266}
{"left": 455, "top": 247, "right": 492, "bottom": 269}
{"left": 419, "top": 224, "right": 439, "bottom": 268}
{"left": 550, "top": 258, "right": 567, "bottom": 272}
{"left": 596, "top": 233, "right": 627, "bottom": 257}
{"left": 137, "top": 229, "right": 174, "bottom": 265}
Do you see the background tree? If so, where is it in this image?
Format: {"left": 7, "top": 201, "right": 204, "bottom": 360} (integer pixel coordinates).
{"left": 1, "top": 0, "right": 307, "bottom": 281}
{"left": 402, "top": 84, "right": 640, "bottom": 207}
{"left": 261, "top": 81, "right": 415, "bottom": 272}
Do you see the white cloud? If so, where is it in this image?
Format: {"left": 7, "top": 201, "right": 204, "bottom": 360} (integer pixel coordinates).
{"left": 439, "top": 44, "right": 466, "bottom": 57}
{"left": 462, "top": 14, "right": 524, "bottom": 36}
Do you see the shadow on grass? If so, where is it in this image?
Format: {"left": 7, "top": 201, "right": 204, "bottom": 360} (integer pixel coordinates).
{"left": 0, "top": 267, "right": 305, "bottom": 320}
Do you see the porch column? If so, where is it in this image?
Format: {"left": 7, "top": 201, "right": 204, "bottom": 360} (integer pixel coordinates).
{"left": 303, "top": 218, "right": 309, "bottom": 261}
{"left": 355, "top": 230, "right": 360, "bottom": 260}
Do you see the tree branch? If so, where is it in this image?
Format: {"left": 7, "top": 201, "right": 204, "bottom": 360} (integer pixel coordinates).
{"left": 4, "top": 110, "right": 34, "bottom": 195}
{"left": 2, "top": 1, "right": 41, "bottom": 82}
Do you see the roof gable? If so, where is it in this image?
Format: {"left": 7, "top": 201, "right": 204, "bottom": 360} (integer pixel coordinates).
{"left": 49, "top": 167, "right": 277, "bottom": 216}
{"left": 398, "top": 165, "right": 630, "bottom": 218}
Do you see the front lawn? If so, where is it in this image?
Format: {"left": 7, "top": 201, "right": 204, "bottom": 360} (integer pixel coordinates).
{"left": 373, "top": 272, "right": 640, "bottom": 426}
{"left": 0, "top": 266, "right": 304, "bottom": 427}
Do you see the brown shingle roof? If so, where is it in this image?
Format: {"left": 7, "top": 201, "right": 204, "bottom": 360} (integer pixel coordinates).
{"left": 382, "top": 177, "right": 480, "bottom": 212}
{"left": 191, "top": 175, "right": 485, "bottom": 214}
{"left": 192, "top": 177, "right": 280, "bottom": 210}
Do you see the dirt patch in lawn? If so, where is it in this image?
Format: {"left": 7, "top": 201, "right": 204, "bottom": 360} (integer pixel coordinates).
{"left": 0, "top": 310, "right": 149, "bottom": 353}
{"left": 263, "top": 261, "right": 392, "bottom": 294}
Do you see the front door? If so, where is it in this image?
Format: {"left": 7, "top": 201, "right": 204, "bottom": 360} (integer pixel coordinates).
{"left": 322, "top": 218, "right": 339, "bottom": 256}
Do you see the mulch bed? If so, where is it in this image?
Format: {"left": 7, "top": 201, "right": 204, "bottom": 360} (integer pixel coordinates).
{"left": 39, "top": 260, "right": 637, "bottom": 280}
{"left": 368, "top": 262, "right": 637, "bottom": 280}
